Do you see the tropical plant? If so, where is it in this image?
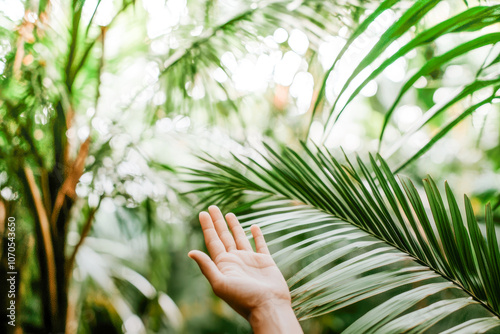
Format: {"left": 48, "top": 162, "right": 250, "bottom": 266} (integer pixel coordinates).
{"left": 190, "top": 143, "right": 500, "bottom": 333}
{"left": 186, "top": 0, "right": 500, "bottom": 331}
{"left": 1, "top": 0, "right": 500, "bottom": 332}
{"left": 0, "top": 0, "right": 362, "bottom": 332}
{"left": 0, "top": 0, "right": 151, "bottom": 332}
{"left": 308, "top": 0, "right": 500, "bottom": 167}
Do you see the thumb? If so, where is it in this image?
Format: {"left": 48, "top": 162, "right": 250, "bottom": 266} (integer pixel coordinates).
{"left": 188, "top": 250, "right": 222, "bottom": 284}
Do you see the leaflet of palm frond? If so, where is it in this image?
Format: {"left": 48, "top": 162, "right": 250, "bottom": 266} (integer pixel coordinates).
{"left": 383, "top": 76, "right": 500, "bottom": 159}
{"left": 377, "top": 33, "right": 500, "bottom": 146}
{"left": 326, "top": 5, "right": 500, "bottom": 144}
{"left": 321, "top": 0, "right": 441, "bottom": 141}
{"left": 394, "top": 89, "right": 499, "bottom": 172}
{"left": 307, "top": 0, "right": 400, "bottom": 138}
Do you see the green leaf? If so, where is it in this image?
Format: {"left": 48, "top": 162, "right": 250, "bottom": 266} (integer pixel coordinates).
{"left": 375, "top": 297, "right": 475, "bottom": 334}
{"left": 307, "top": 0, "right": 400, "bottom": 138}
{"left": 441, "top": 317, "right": 500, "bottom": 334}
{"left": 343, "top": 282, "right": 456, "bottom": 334}
{"left": 335, "top": 6, "right": 500, "bottom": 134}
{"left": 323, "top": 0, "right": 441, "bottom": 138}
{"left": 395, "top": 92, "right": 497, "bottom": 172}
{"left": 379, "top": 33, "right": 500, "bottom": 144}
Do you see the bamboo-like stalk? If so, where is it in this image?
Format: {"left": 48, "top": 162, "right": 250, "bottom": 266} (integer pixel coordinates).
{"left": 40, "top": 169, "right": 52, "bottom": 215}
{"left": 24, "top": 166, "right": 58, "bottom": 321}
{"left": 50, "top": 136, "right": 91, "bottom": 229}
{"left": 65, "top": 199, "right": 101, "bottom": 284}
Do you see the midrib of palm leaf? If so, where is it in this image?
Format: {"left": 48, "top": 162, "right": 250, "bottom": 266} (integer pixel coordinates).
{"left": 189, "top": 143, "right": 500, "bottom": 332}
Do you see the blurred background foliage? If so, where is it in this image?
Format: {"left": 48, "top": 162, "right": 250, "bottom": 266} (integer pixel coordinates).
{"left": 0, "top": 0, "right": 499, "bottom": 333}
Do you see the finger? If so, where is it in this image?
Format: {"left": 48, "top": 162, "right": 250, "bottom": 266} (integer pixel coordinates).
{"left": 208, "top": 205, "right": 237, "bottom": 251}
{"left": 188, "top": 250, "right": 222, "bottom": 284}
{"left": 251, "top": 225, "right": 270, "bottom": 255}
{"left": 226, "top": 213, "right": 252, "bottom": 251}
{"left": 199, "top": 211, "right": 226, "bottom": 260}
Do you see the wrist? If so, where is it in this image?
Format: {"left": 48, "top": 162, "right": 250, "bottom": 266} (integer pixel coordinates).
{"left": 248, "top": 300, "right": 302, "bottom": 334}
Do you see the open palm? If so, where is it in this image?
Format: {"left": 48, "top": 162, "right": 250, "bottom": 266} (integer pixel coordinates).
{"left": 188, "top": 206, "right": 291, "bottom": 319}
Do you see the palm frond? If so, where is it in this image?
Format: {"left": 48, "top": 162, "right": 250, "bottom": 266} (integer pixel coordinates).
{"left": 312, "top": 0, "right": 500, "bottom": 166}
{"left": 388, "top": 78, "right": 500, "bottom": 171}
{"left": 322, "top": 5, "right": 500, "bottom": 130}
{"left": 190, "top": 143, "right": 500, "bottom": 332}
{"left": 321, "top": 0, "right": 441, "bottom": 133}
{"left": 377, "top": 33, "right": 500, "bottom": 143}
{"left": 153, "top": 0, "right": 350, "bottom": 121}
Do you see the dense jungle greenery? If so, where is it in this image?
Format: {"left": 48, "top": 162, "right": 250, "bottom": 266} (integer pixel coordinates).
{"left": 0, "top": 0, "right": 499, "bottom": 333}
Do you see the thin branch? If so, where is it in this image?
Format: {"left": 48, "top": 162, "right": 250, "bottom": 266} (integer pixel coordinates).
{"left": 24, "top": 166, "right": 58, "bottom": 319}
{"left": 93, "top": 26, "right": 106, "bottom": 116}
{"left": 65, "top": 3, "right": 82, "bottom": 90}
{"left": 12, "top": 17, "right": 34, "bottom": 80}
{"left": 50, "top": 136, "right": 91, "bottom": 231}
{"left": 40, "top": 168, "right": 52, "bottom": 213}
{"left": 65, "top": 198, "right": 102, "bottom": 283}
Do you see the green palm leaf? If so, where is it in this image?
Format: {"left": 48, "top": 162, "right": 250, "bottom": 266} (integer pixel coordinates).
{"left": 378, "top": 33, "right": 500, "bottom": 145}
{"left": 189, "top": 144, "right": 500, "bottom": 332}
{"left": 307, "top": 0, "right": 400, "bottom": 137}
{"left": 331, "top": 5, "right": 500, "bottom": 128}
{"left": 321, "top": 0, "right": 441, "bottom": 136}
{"left": 313, "top": 1, "right": 500, "bottom": 166}
{"left": 386, "top": 78, "right": 500, "bottom": 171}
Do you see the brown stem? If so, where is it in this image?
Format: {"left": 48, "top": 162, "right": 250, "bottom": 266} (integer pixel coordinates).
{"left": 50, "top": 136, "right": 91, "bottom": 230}
{"left": 40, "top": 168, "right": 52, "bottom": 214}
{"left": 65, "top": 199, "right": 101, "bottom": 284}
{"left": 24, "top": 166, "right": 58, "bottom": 322}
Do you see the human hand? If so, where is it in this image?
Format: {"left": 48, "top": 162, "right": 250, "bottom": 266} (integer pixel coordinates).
{"left": 188, "top": 206, "right": 302, "bottom": 333}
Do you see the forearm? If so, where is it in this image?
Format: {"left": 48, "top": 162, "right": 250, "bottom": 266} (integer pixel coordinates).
{"left": 248, "top": 301, "right": 303, "bottom": 334}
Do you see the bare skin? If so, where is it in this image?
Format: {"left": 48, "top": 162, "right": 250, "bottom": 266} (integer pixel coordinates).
{"left": 188, "top": 205, "right": 303, "bottom": 334}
